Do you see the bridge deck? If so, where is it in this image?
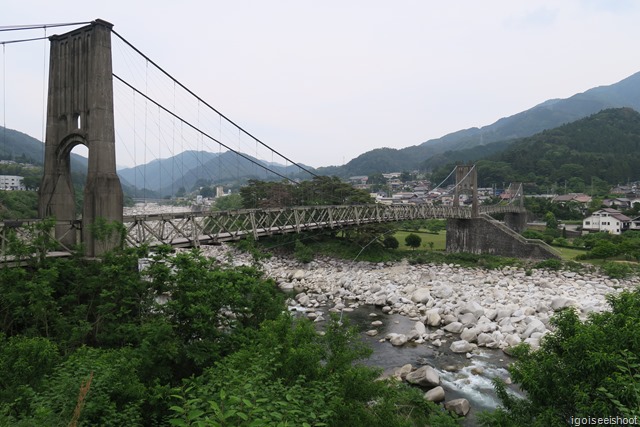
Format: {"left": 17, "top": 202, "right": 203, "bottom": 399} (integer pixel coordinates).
{"left": 1, "top": 203, "right": 525, "bottom": 257}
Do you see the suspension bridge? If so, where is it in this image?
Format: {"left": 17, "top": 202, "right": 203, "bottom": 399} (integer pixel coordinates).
{"left": 0, "top": 20, "right": 553, "bottom": 260}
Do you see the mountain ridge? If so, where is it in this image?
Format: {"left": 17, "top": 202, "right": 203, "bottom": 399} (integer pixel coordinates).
{"left": 315, "top": 71, "right": 640, "bottom": 177}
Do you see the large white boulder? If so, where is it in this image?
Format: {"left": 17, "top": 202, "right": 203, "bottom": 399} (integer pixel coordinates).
{"left": 444, "top": 322, "right": 464, "bottom": 333}
{"left": 522, "top": 318, "right": 546, "bottom": 338}
{"left": 406, "top": 365, "right": 440, "bottom": 388}
{"left": 411, "top": 288, "right": 432, "bottom": 304}
{"left": 445, "top": 398, "right": 470, "bottom": 416}
{"left": 424, "top": 386, "right": 445, "bottom": 402}
{"left": 389, "top": 333, "right": 408, "bottom": 347}
{"left": 425, "top": 309, "right": 442, "bottom": 327}
{"left": 460, "top": 301, "right": 484, "bottom": 318}
{"left": 450, "top": 340, "right": 476, "bottom": 353}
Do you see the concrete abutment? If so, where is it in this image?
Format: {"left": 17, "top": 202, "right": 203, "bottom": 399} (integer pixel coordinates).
{"left": 446, "top": 217, "right": 559, "bottom": 260}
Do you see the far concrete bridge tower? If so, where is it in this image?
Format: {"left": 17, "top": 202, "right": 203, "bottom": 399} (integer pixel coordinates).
{"left": 38, "top": 19, "right": 123, "bottom": 256}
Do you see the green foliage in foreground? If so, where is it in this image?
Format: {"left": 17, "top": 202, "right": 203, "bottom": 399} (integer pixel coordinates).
{"left": 479, "top": 288, "right": 640, "bottom": 426}
{"left": 169, "top": 315, "right": 458, "bottom": 427}
{"left": 0, "top": 241, "right": 458, "bottom": 426}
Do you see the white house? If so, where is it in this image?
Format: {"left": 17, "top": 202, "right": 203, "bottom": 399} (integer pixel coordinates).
{"left": 582, "top": 208, "right": 631, "bottom": 235}
{"left": 0, "top": 175, "right": 25, "bottom": 191}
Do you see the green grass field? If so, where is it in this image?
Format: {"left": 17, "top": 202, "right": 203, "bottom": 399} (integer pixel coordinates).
{"left": 393, "top": 229, "right": 446, "bottom": 251}
{"left": 554, "top": 245, "right": 588, "bottom": 261}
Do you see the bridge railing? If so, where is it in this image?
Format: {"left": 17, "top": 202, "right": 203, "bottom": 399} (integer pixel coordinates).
{"left": 0, "top": 219, "right": 79, "bottom": 261}
{"left": 1, "top": 202, "right": 528, "bottom": 256}
{"left": 120, "top": 203, "right": 525, "bottom": 248}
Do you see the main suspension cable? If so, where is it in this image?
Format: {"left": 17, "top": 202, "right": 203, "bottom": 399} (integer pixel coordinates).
{"left": 113, "top": 74, "right": 299, "bottom": 184}
{"left": 111, "top": 29, "right": 318, "bottom": 178}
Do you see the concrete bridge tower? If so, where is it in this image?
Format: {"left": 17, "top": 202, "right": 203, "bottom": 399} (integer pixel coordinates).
{"left": 38, "top": 20, "right": 123, "bottom": 256}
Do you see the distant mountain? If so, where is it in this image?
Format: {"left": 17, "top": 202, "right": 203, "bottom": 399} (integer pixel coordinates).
{"left": 117, "top": 150, "right": 221, "bottom": 191}
{"left": 154, "top": 151, "right": 314, "bottom": 197}
{"left": 0, "top": 127, "right": 315, "bottom": 197}
{"left": 0, "top": 126, "right": 88, "bottom": 172}
{"left": 317, "top": 71, "right": 640, "bottom": 177}
{"left": 118, "top": 149, "right": 315, "bottom": 197}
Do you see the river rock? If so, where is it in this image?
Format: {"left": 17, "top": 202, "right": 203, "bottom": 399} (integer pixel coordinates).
{"left": 442, "top": 314, "right": 458, "bottom": 325}
{"left": 495, "top": 307, "right": 513, "bottom": 320}
{"left": 477, "top": 333, "right": 495, "bottom": 347}
{"left": 522, "top": 318, "right": 546, "bottom": 338}
{"left": 445, "top": 398, "right": 470, "bottom": 416}
{"left": 460, "top": 301, "right": 484, "bottom": 318}
{"left": 295, "top": 293, "right": 310, "bottom": 306}
{"left": 414, "top": 321, "right": 427, "bottom": 335}
{"left": 279, "top": 282, "right": 294, "bottom": 291}
{"left": 458, "top": 312, "right": 477, "bottom": 326}
{"left": 292, "top": 270, "right": 305, "bottom": 280}
{"left": 432, "top": 284, "right": 454, "bottom": 299}
{"left": 365, "top": 329, "right": 379, "bottom": 336}
{"left": 396, "top": 364, "right": 413, "bottom": 380}
{"left": 524, "top": 337, "right": 541, "bottom": 350}
{"left": 411, "top": 288, "right": 432, "bottom": 304}
{"left": 460, "top": 327, "right": 478, "bottom": 343}
{"left": 425, "top": 309, "right": 441, "bottom": 326}
{"left": 450, "top": 340, "right": 475, "bottom": 353}
{"left": 444, "top": 321, "right": 464, "bottom": 333}
{"left": 424, "top": 386, "right": 445, "bottom": 402}
{"left": 505, "top": 333, "right": 521, "bottom": 347}
{"left": 551, "top": 297, "right": 576, "bottom": 311}
{"left": 405, "top": 365, "right": 440, "bottom": 388}
{"left": 388, "top": 333, "right": 408, "bottom": 347}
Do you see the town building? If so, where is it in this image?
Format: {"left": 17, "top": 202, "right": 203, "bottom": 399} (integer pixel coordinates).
{"left": 0, "top": 175, "right": 26, "bottom": 191}
{"left": 582, "top": 208, "right": 631, "bottom": 235}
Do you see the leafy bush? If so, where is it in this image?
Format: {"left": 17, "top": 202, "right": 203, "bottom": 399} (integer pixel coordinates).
{"left": 382, "top": 235, "right": 399, "bottom": 249}
{"left": 534, "top": 258, "right": 563, "bottom": 271}
{"left": 404, "top": 233, "right": 422, "bottom": 250}
{"left": 588, "top": 240, "right": 620, "bottom": 259}
{"left": 522, "top": 230, "right": 553, "bottom": 244}
{"left": 0, "top": 347, "right": 147, "bottom": 427}
{"left": 169, "top": 315, "right": 458, "bottom": 427}
{"left": 601, "top": 261, "right": 634, "bottom": 279}
{"left": 294, "top": 239, "right": 314, "bottom": 263}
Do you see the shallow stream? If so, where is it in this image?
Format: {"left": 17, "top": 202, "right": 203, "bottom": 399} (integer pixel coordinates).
{"left": 330, "top": 305, "right": 523, "bottom": 425}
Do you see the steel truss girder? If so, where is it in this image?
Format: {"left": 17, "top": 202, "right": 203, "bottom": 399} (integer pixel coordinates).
{"left": 1, "top": 203, "right": 527, "bottom": 256}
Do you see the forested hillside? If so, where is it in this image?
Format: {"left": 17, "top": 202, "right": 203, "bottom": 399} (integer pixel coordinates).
{"left": 431, "top": 108, "right": 640, "bottom": 191}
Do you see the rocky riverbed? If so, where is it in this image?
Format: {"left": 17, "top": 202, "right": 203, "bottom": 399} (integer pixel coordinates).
{"left": 194, "top": 243, "right": 638, "bottom": 418}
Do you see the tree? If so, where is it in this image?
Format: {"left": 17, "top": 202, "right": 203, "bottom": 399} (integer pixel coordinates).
{"left": 199, "top": 186, "right": 215, "bottom": 197}
{"left": 425, "top": 219, "right": 446, "bottom": 234}
{"left": 382, "top": 235, "right": 399, "bottom": 249}
{"left": 404, "top": 233, "right": 422, "bottom": 250}
{"left": 213, "top": 193, "right": 243, "bottom": 211}
{"left": 544, "top": 211, "right": 558, "bottom": 231}
{"left": 400, "top": 171, "right": 413, "bottom": 182}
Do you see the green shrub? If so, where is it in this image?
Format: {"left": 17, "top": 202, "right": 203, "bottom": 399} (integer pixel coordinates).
{"left": 382, "top": 235, "right": 399, "bottom": 249}
{"left": 169, "top": 315, "right": 458, "bottom": 427}
{"left": 404, "top": 233, "right": 422, "bottom": 250}
{"left": 534, "top": 258, "right": 563, "bottom": 271}
{"left": 601, "top": 262, "right": 634, "bottom": 279}
{"left": 294, "top": 239, "right": 314, "bottom": 263}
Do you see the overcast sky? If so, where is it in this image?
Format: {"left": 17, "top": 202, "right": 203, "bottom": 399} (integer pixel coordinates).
{"left": 2, "top": 1, "right": 640, "bottom": 169}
